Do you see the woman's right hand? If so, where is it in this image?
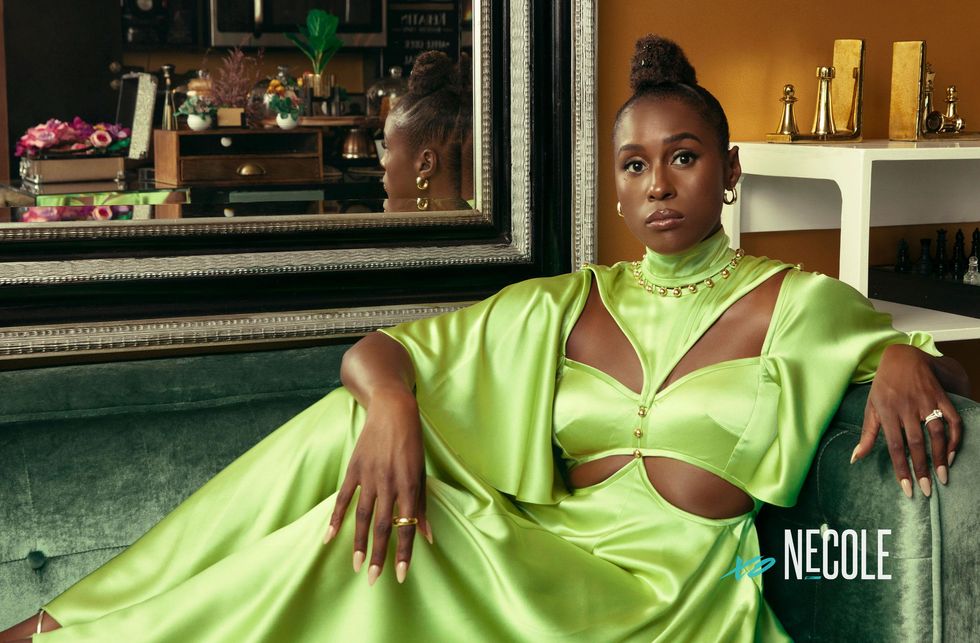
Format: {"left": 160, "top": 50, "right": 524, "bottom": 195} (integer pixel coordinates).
{"left": 324, "top": 387, "right": 432, "bottom": 586}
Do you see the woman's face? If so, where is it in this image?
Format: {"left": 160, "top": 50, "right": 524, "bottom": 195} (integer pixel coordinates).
{"left": 380, "top": 116, "right": 419, "bottom": 201}
{"left": 613, "top": 96, "right": 740, "bottom": 255}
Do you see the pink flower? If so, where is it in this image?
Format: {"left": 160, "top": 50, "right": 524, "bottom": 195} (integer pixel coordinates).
{"left": 90, "top": 206, "right": 114, "bottom": 220}
{"left": 33, "top": 129, "right": 57, "bottom": 146}
{"left": 61, "top": 207, "right": 89, "bottom": 220}
{"left": 90, "top": 130, "right": 112, "bottom": 148}
{"left": 19, "top": 207, "right": 62, "bottom": 222}
{"left": 14, "top": 117, "right": 129, "bottom": 157}
{"left": 70, "top": 117, "right": 94, "bottom": 139}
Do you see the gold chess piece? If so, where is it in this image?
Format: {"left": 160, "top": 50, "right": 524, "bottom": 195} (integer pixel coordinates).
{"left": 943, "top": 85, "right": 965, "bottom": 132}
{"left": 766, "top": 39, "right": 864, "bottom": 143}
{"left": 811, "top": 66, "right": 837, "bottom": 137}
{"left": 920, "top": 63, "right": 937, "bottom": 132}
{"left": 775, "top": 84, "right": 799, "bottom": 136}
{"left": 889, "top": 41, "right": 980, "bottom": 140}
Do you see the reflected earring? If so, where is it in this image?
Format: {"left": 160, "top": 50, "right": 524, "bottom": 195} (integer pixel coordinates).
{"left": 416, "top": 176, "right": 430, "bottom": 211}
{"left": 723, "top": 187, "right": 738, "bottom": 205}
{"left": 616, "top": 201, "right": 624, "bottom": 218}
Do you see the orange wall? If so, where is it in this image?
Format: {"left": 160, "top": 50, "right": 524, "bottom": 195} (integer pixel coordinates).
{"left": 596, "top": 0, "right": 980, "bottom": 264}
{"left": 596, "top": 1, "right": 980, "bottom": 398}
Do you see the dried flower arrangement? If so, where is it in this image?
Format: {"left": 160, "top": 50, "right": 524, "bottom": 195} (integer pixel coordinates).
{"left": 209, "top": 46, "right": 265, "bottom": 126}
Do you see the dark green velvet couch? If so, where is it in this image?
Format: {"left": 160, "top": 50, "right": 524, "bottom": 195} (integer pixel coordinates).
{"left": 1, "top": 345, "right": 977, "bottom": 641}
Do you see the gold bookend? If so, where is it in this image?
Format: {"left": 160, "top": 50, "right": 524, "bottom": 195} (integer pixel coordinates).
{"left": 889, "top": 40, "right": 980, "bottom": 141}
{"left": 766, "top": 39, "right": 865, "bottom": 143}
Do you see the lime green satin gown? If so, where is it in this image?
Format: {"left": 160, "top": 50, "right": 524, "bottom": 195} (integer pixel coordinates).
{"left": 37, "top": 231, "right": 938, "bottom": 642}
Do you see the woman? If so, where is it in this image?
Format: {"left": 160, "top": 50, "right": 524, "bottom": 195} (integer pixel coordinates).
{"left": 3, "top": 36, "right": 967, "bottom": 642}
{"left": 380, "top": 51, "right": 471, "bottom": 213}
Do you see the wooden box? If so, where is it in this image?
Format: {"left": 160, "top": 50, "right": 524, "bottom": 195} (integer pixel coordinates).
{"left": 153, "top": 128, "right": 323, "bottom": 187}
{"left": 19, "top": 156, "right": 127, "bottom": 184}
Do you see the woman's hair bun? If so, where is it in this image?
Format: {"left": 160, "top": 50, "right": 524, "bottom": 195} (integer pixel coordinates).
{"left": 408, "top": 51, "right": 459, "bottom": 97}
{"left": 629, "top": 35, "right": 697, "bottom": 93}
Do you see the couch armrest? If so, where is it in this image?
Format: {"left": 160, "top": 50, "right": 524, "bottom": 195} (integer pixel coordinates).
{"left": 757, "top": 385, "right": 980, "bottom": 642}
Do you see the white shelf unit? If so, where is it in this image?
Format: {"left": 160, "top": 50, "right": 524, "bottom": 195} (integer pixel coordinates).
{"left": 723, "top": 140, "right": 980, "bottom": 342}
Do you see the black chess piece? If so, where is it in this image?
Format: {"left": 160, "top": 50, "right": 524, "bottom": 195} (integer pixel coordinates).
{"left": 951, "top": 229, "right": 968, "bottom": 282}
{"left": 936, "top": 228, "right": 948, "bottom": 279}
{"left": 971, "top": 228, "right": 979, "bottom": 259}
{"left": 895, "top": 238, "right": 911, "bottom": 273}
{"left": 915, "top": 238, "right": 934, "bottom": 276}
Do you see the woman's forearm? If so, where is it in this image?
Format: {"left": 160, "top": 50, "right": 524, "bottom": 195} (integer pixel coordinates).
{"left": 340, "top": 331, "right": 417, "bottom": 409}
{"left": 930, "top": 355, "right": 970, "bottom": 398}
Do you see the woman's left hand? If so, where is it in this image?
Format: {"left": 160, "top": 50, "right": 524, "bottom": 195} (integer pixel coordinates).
{"left": 852, "top": 344, "right": 962, "bottom": 498}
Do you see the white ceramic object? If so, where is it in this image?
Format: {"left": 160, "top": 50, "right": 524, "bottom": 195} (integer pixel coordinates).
{"left": 187, "top": 114, "right": 213, "bottom": 131}
{"left": 276, "top": 114, "right": 299, "bottom": 130}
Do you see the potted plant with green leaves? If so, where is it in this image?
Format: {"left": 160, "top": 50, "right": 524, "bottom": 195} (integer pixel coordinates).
{"left": 286, "top": 9, "right": 343, "bottom": 98}
{"left": 177, "top": 95, "right": 218, "bottom": 131}
{"left": 266, "top": 79, "right": 301, "bottom": 130}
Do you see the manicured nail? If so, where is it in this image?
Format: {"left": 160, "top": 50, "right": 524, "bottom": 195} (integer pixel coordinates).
{"left": 900, "top": 478, "right": 913, "bottom": 499}
{"left": 396, "top": 561, "right": 409, "bottom": 584}
{"left": 937, "top": 465, "right": 948, "bottom": 485}
{"left": 918, "top": 476, "right": 932, "bottom": 498}
{"left": 422, "top": 521, "right": 434, "bottom": 545}
{"left": 949, "top": 451, "right": 956, "bottom": 467}
{"left": 352, "top": 550, "right": 365, "bottom": 573}
{"left": 367, "top": 564, "right": 381, "bottom": 586}
{"left": 323, "top": 524, "right": 337, "bottom": 545}
{"left": 849, "top": 446, "right": 860, "bottom": 464}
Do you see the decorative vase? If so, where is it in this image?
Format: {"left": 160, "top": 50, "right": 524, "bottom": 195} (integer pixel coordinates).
{"left": 310, "top": 73, "right": 328, "bottom": 98}
{"left": 187, "top": 114, "right": 213, "bottom": 131}
{"left": 276, "top": 114, "right": 299, "bottom": 130}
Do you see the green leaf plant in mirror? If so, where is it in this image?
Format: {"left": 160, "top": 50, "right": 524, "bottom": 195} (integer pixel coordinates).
{"left": 287, "top": 9, "right": 343, "bottom": 97}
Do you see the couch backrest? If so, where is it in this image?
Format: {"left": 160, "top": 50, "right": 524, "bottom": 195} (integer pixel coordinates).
{"left": 0, "top": 343, "right": 353, "bottom": 627}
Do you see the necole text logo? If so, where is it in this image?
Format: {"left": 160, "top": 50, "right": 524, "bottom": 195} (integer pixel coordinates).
{"left": 721, "top": 528, "right": 892, "bottom": 581}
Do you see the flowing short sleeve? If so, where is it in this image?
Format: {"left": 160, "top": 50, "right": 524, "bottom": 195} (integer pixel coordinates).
{"left": 378, "top": 272, "right": 590, "bottom": 504}
{"left": 732, "top": 270, "right": 942, "bottom": 507}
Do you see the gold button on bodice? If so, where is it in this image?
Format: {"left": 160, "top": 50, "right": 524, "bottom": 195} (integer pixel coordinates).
{"left": 633, "top": 449, "right": 643, "bottom": 459}
{"left": 633, "top": 428, "right": 643, "bottom": 438}
{"left": 637, "top": 406, "right": 648, "bottom": 417}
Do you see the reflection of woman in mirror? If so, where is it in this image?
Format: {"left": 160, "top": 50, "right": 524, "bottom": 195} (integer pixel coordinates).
{"left": 4, "top": 36, "right": 969, "bottom": 642}
{"left": 381, "top": 51, "right": 472, "bottom": 213}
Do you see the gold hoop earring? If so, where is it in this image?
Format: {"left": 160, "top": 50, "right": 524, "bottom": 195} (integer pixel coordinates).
{"left": 616, "top": 201, "right": 624, "bottom": 218}
{"left": 722, "top": 187, "right": 738, "bottom": 205}
{"left": 416, "top": 175, "right": 430, "bottom": 210}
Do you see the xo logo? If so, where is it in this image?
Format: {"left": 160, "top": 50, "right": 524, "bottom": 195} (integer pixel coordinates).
{"left": 720, "top": 555, "right": 776, "bottom": 580}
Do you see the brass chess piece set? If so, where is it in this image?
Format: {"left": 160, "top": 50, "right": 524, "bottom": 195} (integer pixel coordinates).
{"left": 767, "top": 39, "right": 865, "bottom": 143}
{"left": 888, "top": 40, "right": 980, "bottom": 141}
{"left": 767, "top": 39, "right": 978, "bottom": 143}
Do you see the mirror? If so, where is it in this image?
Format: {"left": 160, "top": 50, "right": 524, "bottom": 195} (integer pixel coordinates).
{"left": 4, "top": 2, "right": 477, "bottom": 222}
{"left": 0, "top": 0, "right": 598, "bottom": 361}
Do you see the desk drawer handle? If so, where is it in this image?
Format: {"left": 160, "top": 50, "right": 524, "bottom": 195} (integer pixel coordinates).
{"left": 237, "top": 163, "right": 266, "bottom": 176}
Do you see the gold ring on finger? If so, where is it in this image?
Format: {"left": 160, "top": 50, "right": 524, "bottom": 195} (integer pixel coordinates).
{"left": 392, "top": 517, "right": 419, "bottom": 527}
{"left": 923, "top": 409, "right": 944, "bottom": 424}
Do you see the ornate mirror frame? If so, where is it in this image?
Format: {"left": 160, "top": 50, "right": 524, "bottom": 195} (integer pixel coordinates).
{"left": 0, "top": 0, "right": 598, "bottom": 362}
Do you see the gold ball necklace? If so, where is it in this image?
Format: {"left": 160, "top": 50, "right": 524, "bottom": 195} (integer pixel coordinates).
{"left": 629, "top": 249, "right": 745, "bottom": 297}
